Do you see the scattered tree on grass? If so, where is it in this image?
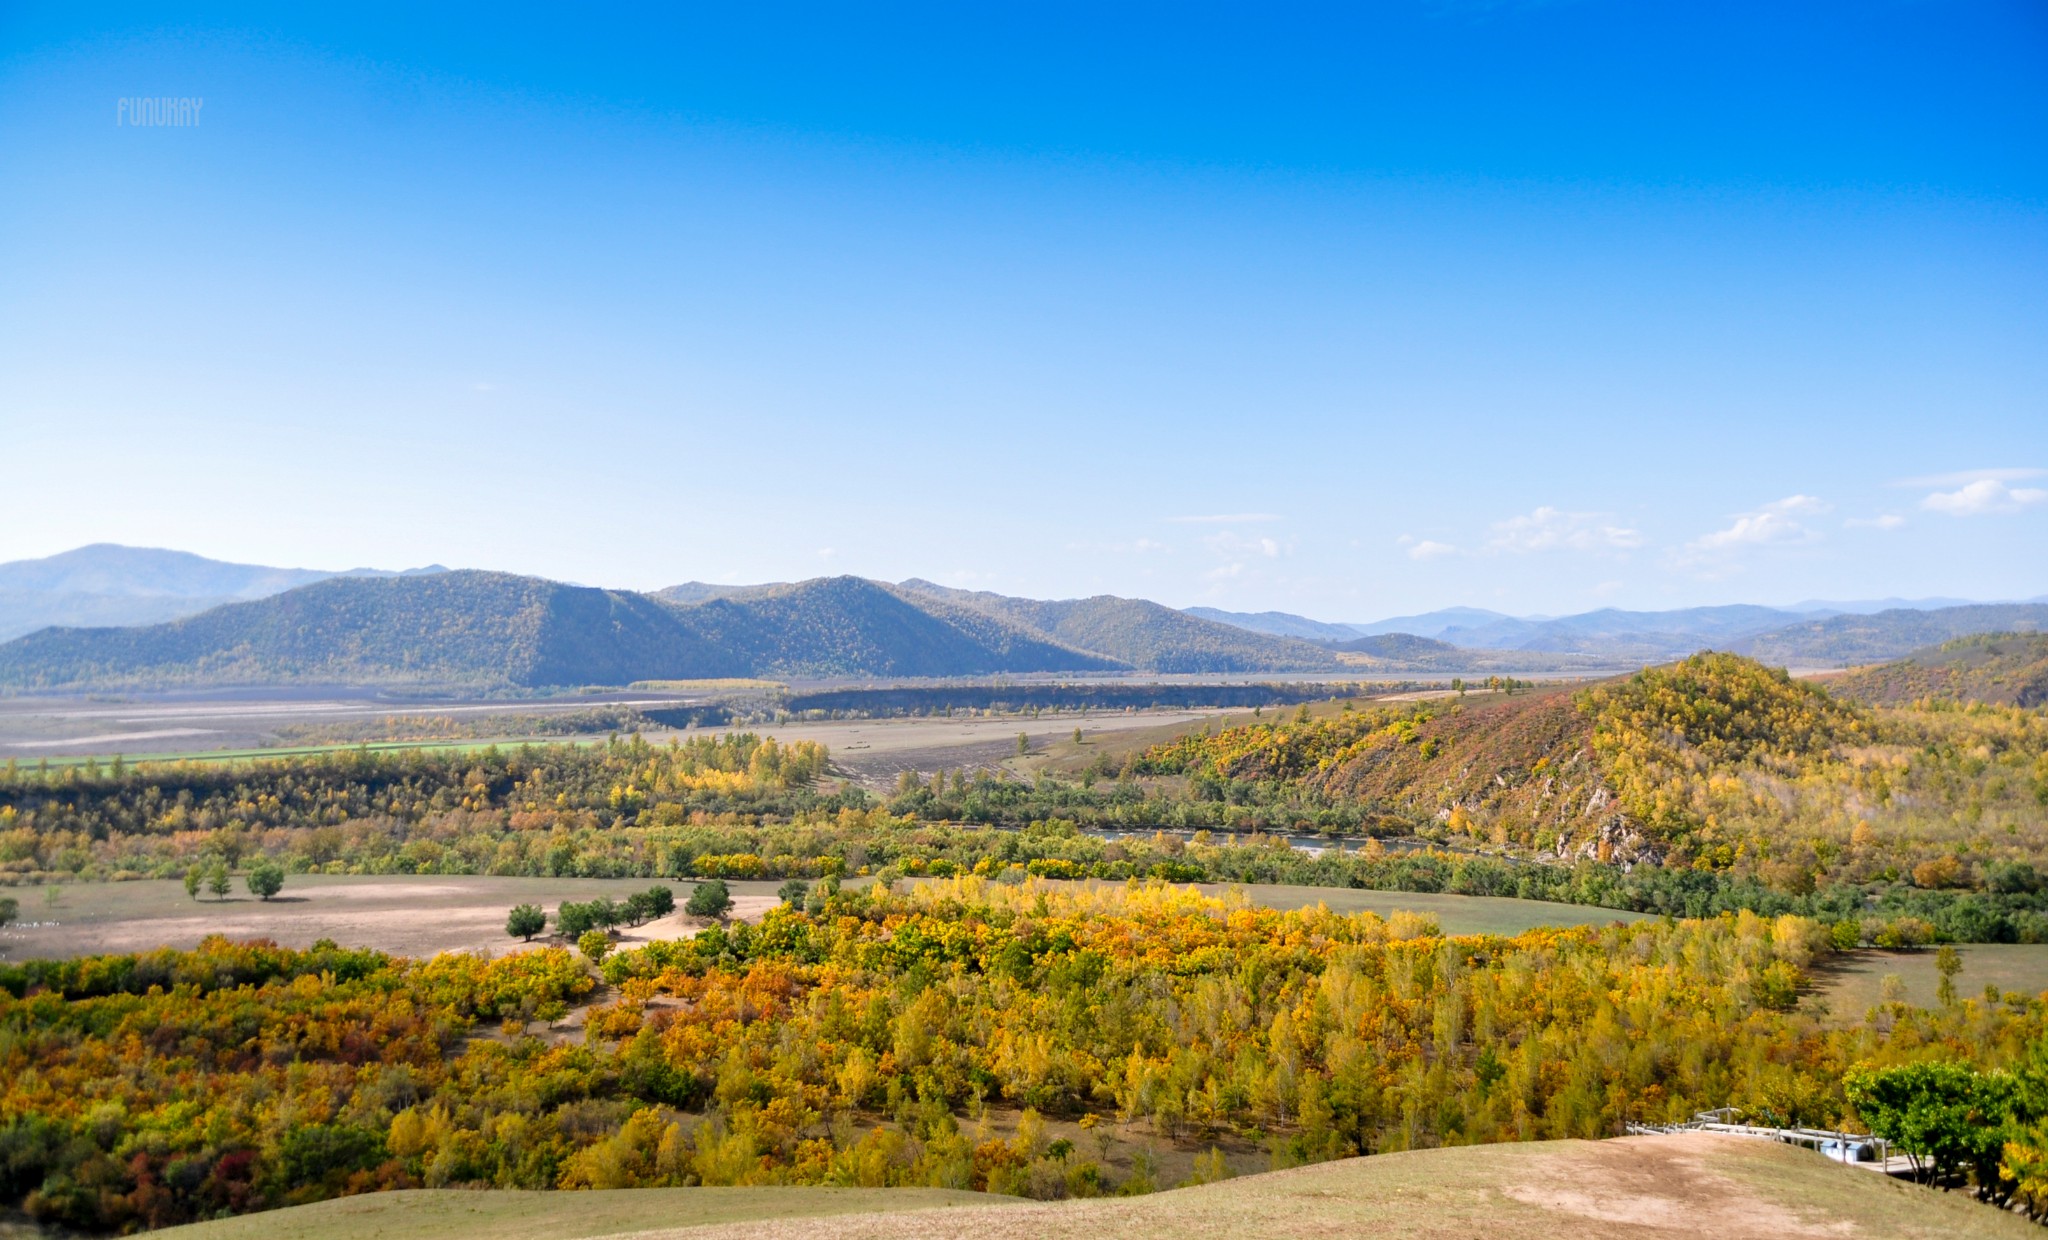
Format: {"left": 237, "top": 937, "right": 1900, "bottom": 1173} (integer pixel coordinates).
{"left": 577, "top": 929, "right": 612, "bottom": 964}
{"left": 182, "top": 868, "right": 202, "bottom": 902}
{"left": 685, "top": 877, "right": 733, "bottom": 921}
{"left": 0, "top": 897, "right": 15, "bottom": 928}
{"left": 778, "top": 878, "right": 809, "bottom": 905}
{"left": 506, "top": 903, "right": 547, "bottom": 941}
{"left": 246, "top": 860, "right": 286, "bottom": 902}
{"left": 205, "top": 862, "right": 232, "bottom": 901}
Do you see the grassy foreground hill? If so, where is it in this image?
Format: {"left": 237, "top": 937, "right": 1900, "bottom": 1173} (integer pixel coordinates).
{"left": 144, "top": 1136, "right": 2026, "bottom": 1240}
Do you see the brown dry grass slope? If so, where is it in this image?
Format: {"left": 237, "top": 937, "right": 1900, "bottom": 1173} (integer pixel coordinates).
{"left": 617, "top": 1135, "right": 2030, "bottom": 1240}
{"left": 152, "top": 1136, "right": 2030, "bottom": 1240}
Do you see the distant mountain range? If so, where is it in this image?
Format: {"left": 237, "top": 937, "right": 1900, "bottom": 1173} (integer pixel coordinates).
{"left": 0, "top": 546, "right": 2038, "bottom": 691}
{"left": 1193, "top": 597, "right": 2048, "bottom": 664}
{"left": 0, "top": 544, "right": 446, "bottom": 641}
{"left": 0, "top": 565, "right": 1346, "bottom": 692}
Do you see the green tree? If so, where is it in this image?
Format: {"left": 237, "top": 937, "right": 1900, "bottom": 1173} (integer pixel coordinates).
{"left": 1017, "top": 732, "right": 1030, "bottom": 756}
{"left": 206, "top": 861, "right": 232, "bottom": 901}
{"left": 1936, "top": 944, "right": 1963, "bottom": 1007}
{"left": 506, "top": 903, "right": 547, "bottom": 941}
{"left": 0, "top": 897, "right": 16, "bottom": 928}
{"left": 778, "top": 878, "right": 810, "bottom": 905}
{"left": 686, "top": 878, "right": 733, "bottom": 921}
{"left": 577, "top": 929, "right": 612, "bottom": 964}
{"left": 1846, "top": 1061, "right": 2015, "bottom": 1188}
{"left": 246, "top": 859, "right": 286, "bottom": 902}
{"left": 183, "top": 868, "right": 203, "bottom": 902}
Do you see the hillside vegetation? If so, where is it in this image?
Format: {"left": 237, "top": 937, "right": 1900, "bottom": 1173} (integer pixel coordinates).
{"left": 7, "top": 879, "right": 2046, "bottom": 1232}
{"left": 1829, "top": 633, "right": 2048, "bottom": 708}
{"left": 1144, "top": 654, "right": 2048, "bottom": 893}
{"left": 1735, "top": 604, "right": 2048, "bottom": 666}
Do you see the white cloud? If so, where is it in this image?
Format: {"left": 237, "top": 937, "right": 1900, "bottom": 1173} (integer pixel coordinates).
{"left": 1133, "top": 537, "right": 1167, "bottom": 553}
{"left": 1676, "top": 495, "right": 1829, "bottom": 566}
{"left": 1892, "top": 467, "right": 2046, "bottom": 488}
{"left": 1486, "top": 506, "right": 1644, "bottom": 554}
{"left": 1844, "top": 514, "right": 1907, "bottom": 530}
{"left": 1407, "top": 539, "right": 1458, "bottom": 561}
{"left": 816, "top": 547, "right": 838, "bottom": 560}
{"left": 1168, "top": 512, "right": 1281, "bottom": 524}
{"left": 1921, "top": 478, "right": 2048, "bottom": 516}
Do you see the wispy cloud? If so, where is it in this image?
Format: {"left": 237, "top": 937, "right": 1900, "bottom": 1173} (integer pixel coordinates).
{"left": 1167, "top": 513, "right": 1281, "bottom": 524}
{"left": 1844, "top": 514, "right": 1907, "bottom": 530}
{"left": 1405, "top": 538, "right": 1459, "bottom": 561}
{"left": 1921, "top": 478, "right": 2048, "bottom": 516}
{"left": 1204, "top": 531, "right": 1284, "bottom": 560}
{"left": 1486, "top": 506, "right": 1643, "bottom": 554}
{"left": 1891, "top": 467, "right": 2046, "bottom": 488}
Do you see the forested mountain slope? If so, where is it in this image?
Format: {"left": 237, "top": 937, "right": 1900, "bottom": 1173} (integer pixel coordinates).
{"left": 660, "top": 577, "right": 1117, "bottom": 678}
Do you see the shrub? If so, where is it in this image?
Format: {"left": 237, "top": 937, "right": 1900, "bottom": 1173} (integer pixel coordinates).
{"left": 506, "top": 904, "right": 547, "bottom": 941}
{"left": 685, "top": 878, "right": 733, "bottom": 920}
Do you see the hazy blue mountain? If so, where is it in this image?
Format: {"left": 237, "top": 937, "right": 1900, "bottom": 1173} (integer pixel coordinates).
{"left": 1345, "top": 607, "right": 1515, "bottom": 639}
{"left": 1733, "top": 604, "right": 2048, "bottom": 666}
{"left": 0, "top": 571, "right": 734, "bottom": 691}
{"left": 653, "top": 581, "right": 780, "bottom": 605}
{"left": 0, "top": 544, "right": 445, "bottom": 642}
{"left": 1182, "top": 607, "right": 1364, "bottom": 642}
{"left": 897, "top": 581, "right": 1339, "bottom": 673}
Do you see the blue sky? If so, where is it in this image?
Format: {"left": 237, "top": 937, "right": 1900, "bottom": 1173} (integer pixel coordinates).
{"left": 2, "top": 2, "right": 2044, "bottom": 620}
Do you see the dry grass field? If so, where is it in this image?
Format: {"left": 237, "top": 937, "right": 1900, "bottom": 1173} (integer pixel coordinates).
{"left": 1811, "top": 943, "right": 2048, "bottom": 1019}
{"left": 0, "top": 873, "right": 1646, "bottom": 961}
{"left": 0, "top": 875, "right": 802, "bottom": 961}
{"left": 142, "top": 1135, "right": 2031, "bottom": 1240}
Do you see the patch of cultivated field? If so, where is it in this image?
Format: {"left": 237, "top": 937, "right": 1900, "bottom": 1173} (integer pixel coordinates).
{"left": 145, "top": 1135, "right": 2030, "bottom": 1240}
{"left": 1811, "top": 943, "right": 2048, "bottom": 1018}
{"left": 0, "top": 875, "right": 801, "bottom": 961}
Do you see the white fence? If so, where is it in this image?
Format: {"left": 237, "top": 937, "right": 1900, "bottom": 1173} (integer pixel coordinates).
{"left": 1625, "top": 1108, "right": 1893, "bottom": 1170}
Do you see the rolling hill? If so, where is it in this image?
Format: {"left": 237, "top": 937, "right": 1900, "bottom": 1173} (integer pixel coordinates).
{"left": 1825, "top": 632, "right": 2048, "bottom": 707}
{"left": 142, "top": 1136, "right": 2021, "bottom": 1240}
